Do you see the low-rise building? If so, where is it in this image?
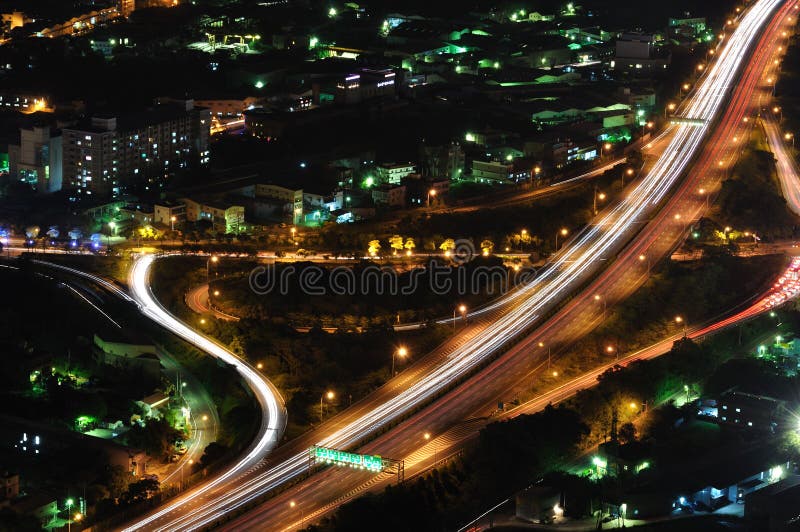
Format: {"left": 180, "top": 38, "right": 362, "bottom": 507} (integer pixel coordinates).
{"left": 371, "top": 184, "right": 406, "bottom": 207}
{"left": 92, "top": 334, "right": 161, "bottom": 385}
{"left": 718, "top": 391, "right": 786, "bottom": 432}
{"left": 182, "top": 198, "right": 246, "bottom": 234}
{"left": 376, "top": 162, "right": 415, "bottom": 185}
{"left": 154, "top": 201, "right": 186, "bottom": 227}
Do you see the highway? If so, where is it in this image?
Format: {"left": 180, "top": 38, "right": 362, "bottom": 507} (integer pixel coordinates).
{"left": 116, "top": 1, "right": 797, "bottom": 530}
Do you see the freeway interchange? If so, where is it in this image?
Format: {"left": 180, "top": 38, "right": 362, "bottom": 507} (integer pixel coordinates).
{"left": 93, "top": 0, "right": 800, "bottom": 529}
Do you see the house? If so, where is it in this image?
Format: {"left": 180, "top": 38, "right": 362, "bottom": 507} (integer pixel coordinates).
{"left": 93, "top": 334, "right": 161, "bottom": 385}
{"left": 718, "top": 391, "right": 787, "bottom": 432}
{"left": 745, "top": 474, "right": 800, "bottom": 531}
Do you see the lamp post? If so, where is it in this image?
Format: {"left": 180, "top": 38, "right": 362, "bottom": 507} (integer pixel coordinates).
{"left": 539, "top": 341, "right": 551, "bottom": 368}
{"left": 66, "top": 498, "right": 74, "bottom": 532}
{"left": 623, "top": 167, "right": 634, "bottom": 188}
{"left": 392, "top": 346, "right": 407, "bottom": 376}
{"left": 107, "top": 221, "right": 116, "bottom": 248}
{"left": 320, "top": 390, "right": 334, "bottom": 422}
{"left": 785, "top": 132, "right": 795, "bottom": 148}
{"left": 675, "top": 315, "right": 687, "bottom": 337}
{"left": 602, "top": 142, "right": 612, "bottom": 158}
{"left": 593, "top": 185, "right": 606, "bottom": 215}
{"left": 698, "top": 187, "right": 709, "bottom": 209}
{"left": 594, "top": 294, "right": 606, "bottom": 320}
{"left": 427, "top": 188, "right": 437, "bottom": 207}
{"left": 665, "top": 102, "right": 676, "bottom": 118}
{"left": 206, "top": 255, "right": 218, "bottom": 284}
{"left": 170, "top": 215, "right": 176, "bottom": 232}
{"left": 424, "top": 432, "right": 438, "bottom": 463}
{"left": 555, "top": 227, "right": 568, "bottom": 250}
{"left": 639, "top": 253, "right": 650, "bottom": 274}
{"left": 454, "top": 304, "right": 467, "bottom": 330}
{"left": 606, "top": 344, "right": 617, "bottom": 360}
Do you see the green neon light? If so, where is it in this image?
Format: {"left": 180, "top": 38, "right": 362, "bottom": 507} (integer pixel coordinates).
{"left": 313, "top": 446, "right": 383, "bottom": 471}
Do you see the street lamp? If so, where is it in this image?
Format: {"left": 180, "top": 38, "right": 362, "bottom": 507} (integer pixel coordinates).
{"left": 623, "top": 167, "right": 634, "bottom": 188}
{"left": 602, "top": 142, "right": 612, "bottom": 158}
{"left": 170, "top": 215, "right": 177, "bottom": 232}
{"left": 593, "top": 185, "right": 606, "bottom": 215}
{"left": 786, "top": 132, "right": 795, "bottom": 147}
{"left": 393, "top": 346, "right": 408, "bottom": 376}
{"left": 66, "top": 498, "right": 74, "bottom": 532}
{"left": 698, "top": 187, "right": 709, "bottom": 209}
{"left": 454, "top": 304, "right": 467, "bottom": 330}
{"left": 665, "top": 102, "right": 676, "bottom": 118}
{"left": 555, "top": 227, "right": 568, "bottom": 250}
{"left": 639, "top": 253, "right": 650, "bottom": 274}
{"left": 594, "top": 294, "right": 606, "bottom": 320}
{"left": 107, "top": 221, "right": 116, "bottom": 248}
{"left": 675, "top": 315, "right": 687, "bottom": 337}
{"left": 606, "top": 345, "right": 617, "bottom": 360}
{"left": 320, "top": 390, "right": 335, "bottom": 421}
{"left": 539, "top": 341, "right": 552, "bottom": 368}
{"left": 206, "top": 255, "right": 218, "bottom": 284}
{"left": 427, "top": 188, "right": 437, "bottom": 207}
{"left": 423, "top": 432, "right": 438, "bottom": 462}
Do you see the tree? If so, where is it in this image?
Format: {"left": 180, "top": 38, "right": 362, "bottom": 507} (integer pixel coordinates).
{"left": 367, "top": 240, "right": 381, "bottom": 256}
{"left": 389, "top": 235, "right": 404, "bottom": 254}
{"left": 480, "top": 239, "right": 494, "bottom": 255}
{"left": 404, "top": 237, "right": 416, "bottom": 253}
{"left": 121, "top": 479, "right": 160, "bottom": 505}
{"left": 618, "top": 422, "right": 637, "bottom": 444}
{"left": 439, "top": 239, "right": 455, "bottom": 253}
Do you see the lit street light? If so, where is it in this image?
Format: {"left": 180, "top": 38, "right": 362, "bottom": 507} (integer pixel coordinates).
{"left": 675, "top": 315, "right": 687, "bottom": 337}
{"left": 427, "top": 188, "right": 437, "bottom": 207}
{"left": 555, "top": 227, "right": 568, "bottom": 250}
{"left": 171, "top": 215, "right": 177, "bottom": 232}
{"left": 698, "top": 187, "right": 709, "bottom": 209}
{"left": 539, "top": 341, "right": 552, "bottom": 368}
{"left": 593, "top": 185, "right": 606, "bottom": 215}
{"left": 606, "top": 345, "right": 617, "bottom": 360}
{"left": 206, "top": 255, "right": 218, "bottom": 287}
{"left": 392, "top": 346, "right": 408, "bottom": 376}
{"left": 454, "top": 304, "right": 467, "bottom": 330}
{"left": 594, "top": 294, "right": 606, "bottom": 320}
{"left": 320, "top": 390, "right": 335, "bottom": 422}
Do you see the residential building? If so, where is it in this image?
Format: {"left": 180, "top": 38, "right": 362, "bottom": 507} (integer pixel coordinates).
{"left": 182, "top": 198, "right": 246, "bottom": 233}
{"left": 92, "top": 334, "right": 161, "bottom": 385}
{"left": 376, "top": 162, "right": 415, "bottom": 184}
{"left": 7, "top": 126, "right": 63, "bottom": 194}
{"left": 718, "top": 391, "right": 787, "bottom": 432}
{"left": 371, "top": 184, "right": 406, "bottom": 207}
{"left": 471, "top": 160, "right": 528, "bottom": 183}
{"left": 154, "top": 201, "right": 186, "bottom": 226}
{"left": 62, "top": 99, "right": 211, "bottom": 197}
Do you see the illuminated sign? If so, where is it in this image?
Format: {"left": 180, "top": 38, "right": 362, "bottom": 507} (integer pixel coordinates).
{"left": 312, "top": 446, "right": 383, "bottom": 472}
{"left": 376, "top": 80, "right": 394, "bottom": 88}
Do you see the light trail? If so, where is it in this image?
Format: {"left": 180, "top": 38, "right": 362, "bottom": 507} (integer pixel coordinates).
{"left": 120, "top": 1, "right": 792, "bottom": 530}
{"left": 121, "top": 254, "right": 286, "bottom": 531}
